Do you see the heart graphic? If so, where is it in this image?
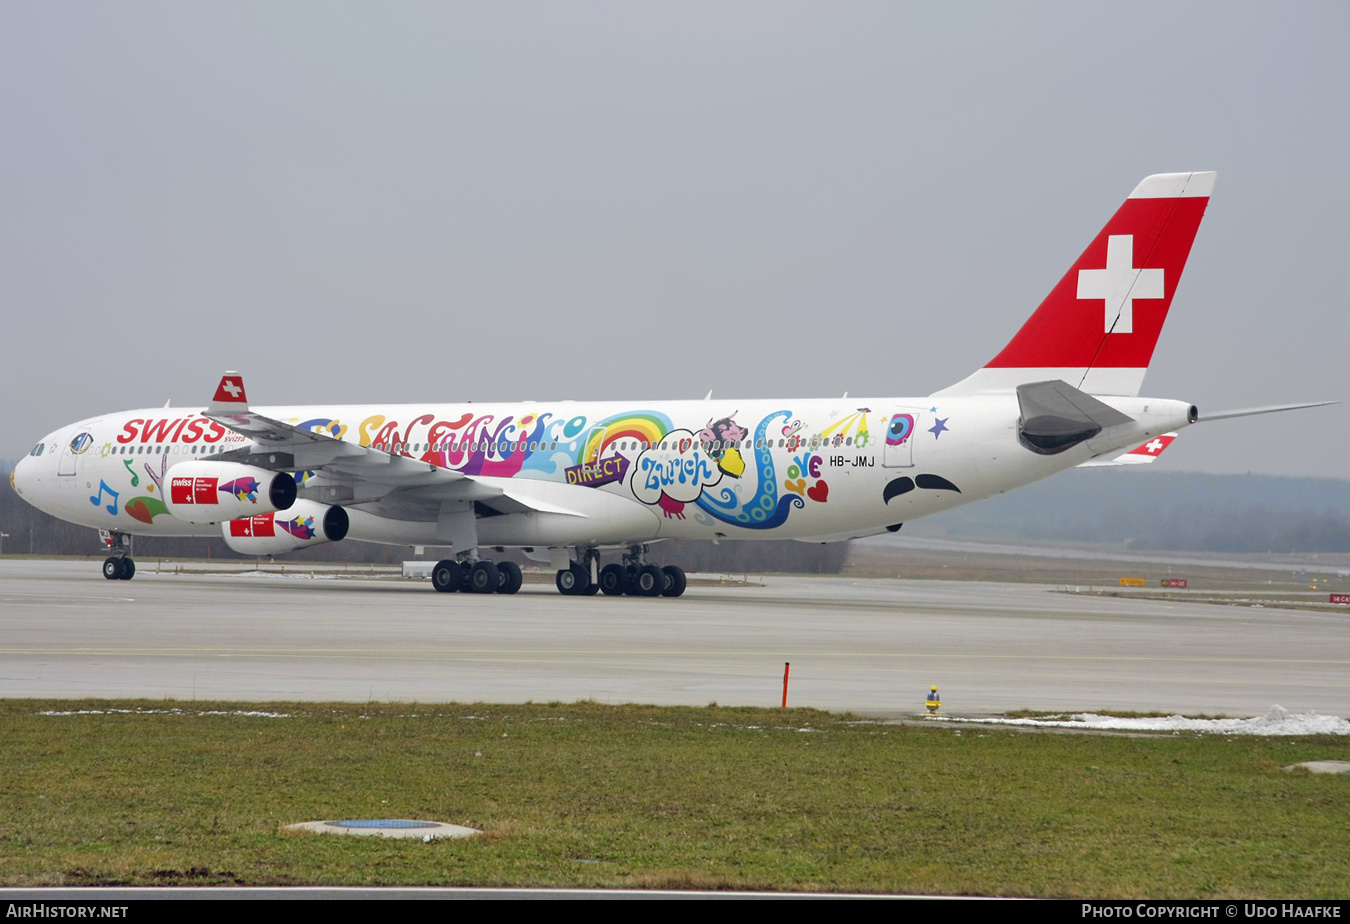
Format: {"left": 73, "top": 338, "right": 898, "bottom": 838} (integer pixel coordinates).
{"left": 807, "top": 481, "right": 829, "bottom": 503}
{"left": 678, "top": 438, "right": 692, "bottom": 454}
{"left": 785, "top": 478, "right": 806, "bottom": 495}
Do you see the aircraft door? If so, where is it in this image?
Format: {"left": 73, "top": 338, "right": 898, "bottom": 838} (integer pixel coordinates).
{"left": 881, "top": 413, "right": 916, "bottom": 468}
{"left": 57, "top": 432, "right": 91, "bottom": 476}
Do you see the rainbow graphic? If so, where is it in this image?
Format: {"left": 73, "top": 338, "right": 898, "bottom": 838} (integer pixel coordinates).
{"left": 580, "top": 412, "right": 671, "bottom": 464}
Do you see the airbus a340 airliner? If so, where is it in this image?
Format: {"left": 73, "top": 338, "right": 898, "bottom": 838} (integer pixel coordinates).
{"left": 10, "top": 172, "right": 1330, "bottom": 597}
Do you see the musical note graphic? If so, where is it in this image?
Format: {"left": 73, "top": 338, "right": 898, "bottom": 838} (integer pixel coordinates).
{"left": 89, "top": 480, "right": 119, "bottom": 515}
{"left": 122, "top": 459, "right": 140, "bottom": 486}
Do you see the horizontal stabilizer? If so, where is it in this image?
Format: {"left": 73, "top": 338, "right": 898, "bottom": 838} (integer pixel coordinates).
{"left": 1080, "top": 432, "right": 1177, "bottom": 467}
{"left": 1197, "top": 401, "right": 1337, "bottom": 422}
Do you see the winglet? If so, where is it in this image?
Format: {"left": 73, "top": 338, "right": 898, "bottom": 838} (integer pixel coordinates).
{"left": 208, "top": 371, "right": 250, "bottom": 416}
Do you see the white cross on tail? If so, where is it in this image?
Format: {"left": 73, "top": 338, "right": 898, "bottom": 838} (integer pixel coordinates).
{"left": 1076, "top": 235, "right": 1164, "bottom": 334}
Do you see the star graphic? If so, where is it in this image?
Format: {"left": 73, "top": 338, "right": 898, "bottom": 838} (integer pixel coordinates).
{"left": 929, "top": 418, "right": 949, "bottom": 439}
{"left": 929, "top": 406, "right": 938, "bottom": 413}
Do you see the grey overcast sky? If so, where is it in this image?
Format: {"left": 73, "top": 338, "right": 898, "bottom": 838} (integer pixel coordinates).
{"left": 2, "top": 2, "right": 1347, "bottom": 477}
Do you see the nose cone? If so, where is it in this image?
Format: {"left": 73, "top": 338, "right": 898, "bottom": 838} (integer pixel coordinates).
{"left": 11, "top": 442, "right": 53, "bottom": 514}
{"left": 11, "top": 455, "right": 29, "bottom": 497}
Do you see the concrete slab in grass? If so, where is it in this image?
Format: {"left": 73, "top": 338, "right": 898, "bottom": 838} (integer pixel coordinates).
{"left": 286, "top": 819, "right": 481, "bottom": 839}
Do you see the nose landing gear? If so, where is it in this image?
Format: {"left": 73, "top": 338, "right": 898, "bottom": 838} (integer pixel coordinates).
{"left": 99, "top": 531, "right": 135, "bottom": 580}
{"left": 101, "top": 556, "right": 135, "bottom": 580}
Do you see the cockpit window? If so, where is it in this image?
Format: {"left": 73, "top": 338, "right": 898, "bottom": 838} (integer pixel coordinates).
{"left": 30, "top": 443, "right": 44, "bottom": 456}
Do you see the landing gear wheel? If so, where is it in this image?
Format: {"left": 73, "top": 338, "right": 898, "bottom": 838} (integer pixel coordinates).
{"left": 431, "top": 559, "right": 461, "bottom": 593}
{"left": 660, "top": 565, "right": 685, "bottom": 597}
{"left": 102, "top": 557, "right": 124, "bottom": 581}
{"left": 555, "top": 564, "right": 589, "bottom": 596}
{"left": 118, "top": 558, "right": 136, "bottom": 581}
{"left": 634, "top": 564, "right": 665, "bottom": 597}
{"left": 599, "top": 563, "right": 627, "bottom": 596}
{"left": 496, "top": 561, "right": 523, "bottom": 595}
{"left": 468, "top": 560, "right": 500, "bottom": 594}
{"left": 582, "top": 582, "right": 600, "bottom": 595}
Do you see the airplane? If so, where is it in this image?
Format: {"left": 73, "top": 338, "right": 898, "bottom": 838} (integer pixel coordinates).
{"left": 9, "top": 172, "right": 1332, "bottom": 597}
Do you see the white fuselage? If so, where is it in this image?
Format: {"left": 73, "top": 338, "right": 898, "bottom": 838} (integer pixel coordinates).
{"left": 13, "top": 393, "right": 1194, "bottom": 552}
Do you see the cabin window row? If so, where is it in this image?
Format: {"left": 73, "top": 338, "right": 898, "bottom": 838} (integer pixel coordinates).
{"left": 88, "top": 433, "right": 860, "bottom": 459}
{"left": 113, "top": 444, "right": 230, "bottom": 454}
{"left": 383, "top": 436, "right": 858, "bottom": 454}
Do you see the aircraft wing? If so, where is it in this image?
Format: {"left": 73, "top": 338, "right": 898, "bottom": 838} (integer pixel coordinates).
{"left": 1079, "top": 432, "right": 1178, "bottom": 467}
{"left": 203, "top": 372, "right": 587, "bottom": 517}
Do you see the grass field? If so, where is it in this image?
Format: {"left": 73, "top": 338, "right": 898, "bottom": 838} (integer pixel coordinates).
{"left": 1, "top": 700, "right": 1347, "bottom": 896}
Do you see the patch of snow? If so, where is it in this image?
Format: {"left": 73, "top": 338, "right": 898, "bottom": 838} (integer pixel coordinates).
{"left": 236, "top": 570, "right": 336, "bottom": 580}
{"left": 932, "top": 705, "right": 1350, "bottom": 736}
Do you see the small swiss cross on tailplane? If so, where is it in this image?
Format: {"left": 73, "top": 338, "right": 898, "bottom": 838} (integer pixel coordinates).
{"left": 935, "top": 172, "right": 1215, "bottom": 399}
{"left": 208, "top": 371, "right": 250, "bottom": 416}
{"left": 1078, "top": 431, "right": 1179, "bottom": 468}
{"left": 1124, "top": 432, "right": 1176, "bottom": 459}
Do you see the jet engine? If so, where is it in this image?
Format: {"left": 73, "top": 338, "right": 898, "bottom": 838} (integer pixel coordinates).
{"left": 221, "top": 500, "right": 350, "bottom": 555}
{"left": 162, "top": 461, "right": 298, "bottom": 524}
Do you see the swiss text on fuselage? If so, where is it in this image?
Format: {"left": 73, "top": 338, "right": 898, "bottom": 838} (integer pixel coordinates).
{"left": 117, "top": 418, "right": 229, "bottom": 444}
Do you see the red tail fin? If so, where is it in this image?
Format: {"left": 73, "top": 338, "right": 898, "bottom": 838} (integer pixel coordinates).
{"left": 936, "top": 172, "right": 1214, "bottom": 397}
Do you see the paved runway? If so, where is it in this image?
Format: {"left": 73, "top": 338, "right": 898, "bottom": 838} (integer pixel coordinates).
{"left": 2, "top": 560, "right": 1346, "bottom": 716}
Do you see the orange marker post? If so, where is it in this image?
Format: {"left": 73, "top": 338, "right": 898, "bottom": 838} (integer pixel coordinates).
{"left": 782, "top": 662, "right": 790, "bottom": 708}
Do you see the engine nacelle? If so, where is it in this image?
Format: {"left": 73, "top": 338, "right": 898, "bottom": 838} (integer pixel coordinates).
{"left": 222, "top": 500, "right": 350, "bottom": 555}
{"left": 163, "top": 461, "right": 298, "bottom": 524}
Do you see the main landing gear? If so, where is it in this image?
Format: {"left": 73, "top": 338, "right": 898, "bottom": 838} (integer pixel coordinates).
{"left": 556, "top": 562, "right": 600, "bottom": 596}
{"left": 558, "top": 545, "right": 686, "bottom": 598}
{"left": 430, "top": 558, "right": 523, "bottom": 595}
{"left": 99, "top": 531, "right": 135, "bottom": 581}
{"left": 428, "top": 545, "right": 688, "bottom": 598}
